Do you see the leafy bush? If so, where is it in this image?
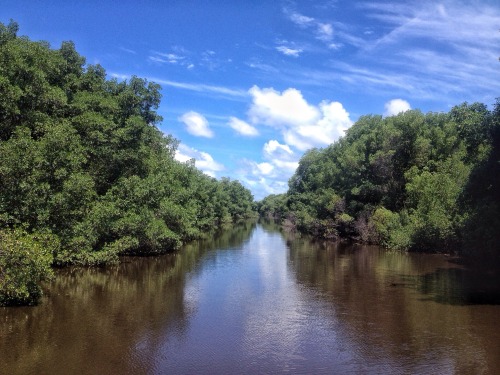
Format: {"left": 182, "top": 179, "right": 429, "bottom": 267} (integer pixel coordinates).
{"left": 0, "top": 229, "right": 57, "bottom": 306}
{"left": 369, "top": 207, "right": 399, "bottom": 245}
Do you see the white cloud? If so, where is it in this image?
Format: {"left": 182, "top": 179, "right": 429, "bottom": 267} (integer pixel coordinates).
{"left": 159, "top": 53, "right": 184, "bottom": 63}
{"left": 149, "top": 51, "right": 188, "bottom": 65}
{"left": 276, "top": 46, "right": 303, "bottom": 57}
{"left": 272, "top": 158, "right": 300, "bottom": 172}
{"left": 384, "top": 99, "right": 411, "bottom": 117}
{"left": 288, "top": 11, "right": 315, "bottom": 27}
{"left": 357, "top": 2, "right": 500, "bottom": 101}
{"left": 363, "top": 1, "right": 500, "bottom": 53}
{"left": 119, "top": 47, "right": 136, "bottom": 54}
{"left": 284, "top": 9, "right": 337, "bottom": 47}
{"left": 256, "top": 162, "right": 274, "bottom": 175}
{"left": 175, "top": 144, "right": 224, "bottom": 178}
{"left": 111, "top": 74, "right": 247, "bottom": 100}
{"left": 245, "top": 60, "right": 280, "bottom": 74}
{"left": 317, "top": 23, "right": 333, "bottom": 41}
{"left": 154, "top": 78, "right": 247, "bottom": 99}
{"left": 148, "top": 56, "right": 168, "bottom": 64}
{"left": 328, "top": 42, "right": 343, "bottom": 50}
{"left": 179, "top": 111, "right": 214, "bottom": 138}
{"left": 110, "top": 73, "right": 129, "bottom": 81}
{"left": 263, "top": 140, "right": 298, "bottom": 173}
{"left": 285, "top": 100, "right": 351, "bottom": 151}
{"left": 262, "top": 139, "right": 299, "bottom": 173}
{"left": 235, "top": 139, "right": 301, "bottom": 200}
{"left": 279, "top": 2, "right": 500, "bottom": 106}
{"left": 148, "top": 48, "right": 233, "bottom": 72}
{"left": 263, "top": 140, "right": 293, "bottom": 160}
{"left": 248, "top": 86, "right": 319, "bottom": 128}
{"left": 248, "top": 86, "right": 352, "bottom": 151}
{"left": 228, "top": 117, "right": 259, "bottom": 136}
{"left": 236, "top": 173, "right": 287, "bottom": 199}
{"left": 237, "top": 162, "right": 288, "bottom": 199}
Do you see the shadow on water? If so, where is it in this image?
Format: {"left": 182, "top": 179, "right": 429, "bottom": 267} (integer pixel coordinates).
{"left": 409, "top": 262, "right": 500, "bottom": 306}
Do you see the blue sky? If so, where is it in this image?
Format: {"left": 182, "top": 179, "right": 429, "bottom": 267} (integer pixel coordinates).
{"left": 3, "top": 0, "right": 500, "bottom": 200}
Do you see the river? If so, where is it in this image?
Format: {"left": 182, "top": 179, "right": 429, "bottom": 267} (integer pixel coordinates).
{"left": 1, "top": 221, "right": 499, "bottom": 374}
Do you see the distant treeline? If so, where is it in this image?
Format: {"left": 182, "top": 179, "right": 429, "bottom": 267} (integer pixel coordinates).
{"left": 258, "top": 99, "right": 500, "bottom": 257}
{"left": 0, "top": 21, "right": 255, "bottom": 305}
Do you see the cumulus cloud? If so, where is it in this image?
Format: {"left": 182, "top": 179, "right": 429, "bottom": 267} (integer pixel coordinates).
{"left": 236, "top": 172, "right": 288, "bottom": 199}
{"left": 248, "top": 86, "right": 319, "bottom": 128}
{"left": 255, "top": 162, "right": 274, "bottom": 175}
{"left": 263, "top": 139, "right": 293, "bottom": 159}
{"left": 263, "top": 140, "right": 299, "bottom": 172}
{"left": 248, "top": 141, "right": 298, "bottom": 196}
{"left": 263, "top": 139, "right": 293, "bottom": 160}
{"left": 284, "top": 101, "right": 352, "bottom": 150}
{"left": 240, "top": 160, "right": 272, "bottom": 179}
{"left": 384, "top": 99, "right": 411, "bottom": 117}
{"left": 248, "top": 86, "right": 352, "bottom": 151}
{"left": 235, "top": 139, "right": 301, "bottom": 200}
{"left": 179, "top": 111, "right": 214, "bottom": 138}
{"left": 175, "top": 144, "right": 224, "bottom": 178}
{"left": 237, "top": 163, "right": 287, "bottom": 199}
{"left": 228, "top": 117, "right": 259, "bottom": 136}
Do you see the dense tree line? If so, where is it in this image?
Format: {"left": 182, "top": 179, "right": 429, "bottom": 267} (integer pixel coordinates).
{"left": 258, "top": 100, "right": 500, "bottom": 258}
{"left": 0, "top": 21, "right": 255, "bottom": 305}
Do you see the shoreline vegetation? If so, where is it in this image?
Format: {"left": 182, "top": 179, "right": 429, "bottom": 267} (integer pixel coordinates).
{"left": 0, "top": 21, "right": 256, "bottom": 306}
{"left": 1, "top": 21, "right": 498, "bottom": 306}
{"left": 258, "top": 101, "right": 500, "bottom": 259}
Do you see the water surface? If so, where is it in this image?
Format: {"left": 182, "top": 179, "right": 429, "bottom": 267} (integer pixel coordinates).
{"left": 1, "top": 222, "right": 499, "bottom": 374}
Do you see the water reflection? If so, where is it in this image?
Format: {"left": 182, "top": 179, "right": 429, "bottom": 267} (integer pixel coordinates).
{"left": 287, "top": 236, "right": 500, "bottom": 374}
{"left": 0, "top": 254, "right": 186, "bottom": 375}
{"left": 414, "top": 265, "right": 500, "bottom": 305}
{"left": 1, "top": 221, "right": 499, "bottom": 374}
{"left": 0, "top": 221, "right": 256, "bottom": 375}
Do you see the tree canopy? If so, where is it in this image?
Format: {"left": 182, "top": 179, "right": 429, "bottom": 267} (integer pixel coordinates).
{"left": 258, "top": 100, "right": 500, "bottom": 257}
{"left": 0, "top": 21, "right": 256, "bottom": 305}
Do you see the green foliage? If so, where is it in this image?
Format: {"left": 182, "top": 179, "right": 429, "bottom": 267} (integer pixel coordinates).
{"left": 260, "top": 100, "right": 499, "bottom": 257}
{"left": 369, "top": 207, "right": 399, "bottom": 245}
{"left": 400, "top": 156, "right": 470, "bottom": 251}
{"left": 0, "top": 229, "right": 57, "bottom": 306}
{"left": 256, "top": 194, "right": 289, "bottom": 222}
{"left": 0, "top": 22, "right": 256, "bottom": 303}
{"left": 458, "top": 99, "right": 500, "bottom": 258}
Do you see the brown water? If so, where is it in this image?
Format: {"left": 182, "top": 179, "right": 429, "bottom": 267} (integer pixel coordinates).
{"left": 1, "top": 221, "right": 499, "bottom": 374}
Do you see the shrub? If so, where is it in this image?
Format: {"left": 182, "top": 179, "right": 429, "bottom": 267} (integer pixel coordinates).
{"left": 0, "top": 229, "right": 56, "bottom": 306}
{"left": 370, "top": 207, "right": 399, "bottom": 245}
